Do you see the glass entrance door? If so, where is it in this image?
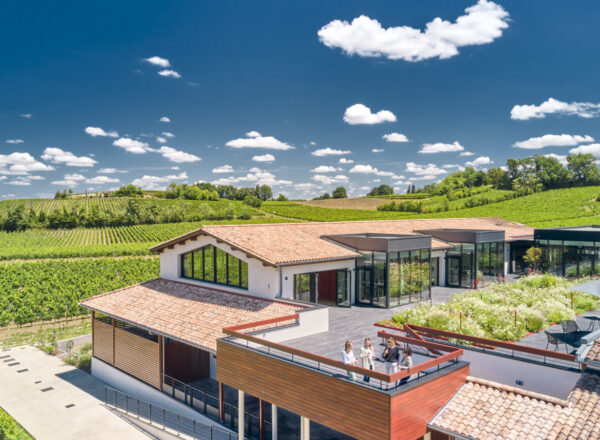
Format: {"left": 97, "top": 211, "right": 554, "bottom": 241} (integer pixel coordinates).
{"left": 447, "top": 256, "right": 461, "bottom": 287}
{"left": 358, "top": 266, "right": 372, "bottom": 305}
{"left": 336, "top": 269, "right": 350, "bottom": 307}
{"left": 431, "top": 257, "right": 439, "bottom": 286}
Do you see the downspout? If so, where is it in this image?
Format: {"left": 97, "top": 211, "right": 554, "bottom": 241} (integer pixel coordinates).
{"left": 278, "top": 266, "right": 283, "bottom": 298}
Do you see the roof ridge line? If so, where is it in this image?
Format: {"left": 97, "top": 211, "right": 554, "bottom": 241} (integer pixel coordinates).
{"left": 466, "top": 376, "right": 568, "bottom": 407}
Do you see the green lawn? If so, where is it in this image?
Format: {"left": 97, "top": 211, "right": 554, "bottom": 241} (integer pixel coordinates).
{"left": 0, "top": 407, "right": 33, "bottom": 440}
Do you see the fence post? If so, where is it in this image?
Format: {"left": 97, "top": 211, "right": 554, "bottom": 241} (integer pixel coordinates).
{"left": 459, "top": 312, "right": 463, "bottom": 333}
{"left": 515, "top": 310, "right": 518, "bottom": 338}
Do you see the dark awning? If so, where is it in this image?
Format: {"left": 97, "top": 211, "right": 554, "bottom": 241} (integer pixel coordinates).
{"left": 570, "top": 279, "right": 600, "bottom": 298}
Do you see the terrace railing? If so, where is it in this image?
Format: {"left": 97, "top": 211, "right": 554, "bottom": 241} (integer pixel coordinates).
{"left": 222, "top": 314, "right": 464, "bottom": 390}
{"left": 104, "top": 386, "right": 237, "bottom": 440}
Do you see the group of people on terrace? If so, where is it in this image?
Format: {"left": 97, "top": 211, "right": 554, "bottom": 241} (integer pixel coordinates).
{"left": 342, "top": 337, "right": 413, "bottom": 384}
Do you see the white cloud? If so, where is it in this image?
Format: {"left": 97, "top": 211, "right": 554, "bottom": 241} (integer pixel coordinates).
{"left": 212, "top": 170, "right": 291, "bottom": 186}
{"left": 20, "top": 114, "right": 32, "bottom": 118}
{"left": 252, "top": 154, "right": 275, "bottom": 163}
{"left": 0, "top": 152, "right": 54, "bottom": 175}
{"left": 98, "top": 168, "right": 127, "bottom": 174}
{"left": 349, "top": 164, "right": 394, "bottom": 176}
{"left": 312, "top": 147, "right": 351, "bottom": 156}
{"left": 51, "top": 179, "right": 78, "bottom": 187}
{"left": 64, "top": 173, "right": 86, "bottom": 181}
{"left": 156, "top": 146, "right": 201, "bottom": 163}
{"left": 513, "top": 134, "right": 594, "bottom": 149}
{"left": 465, "top": 156, "right": 493, "bottom": 168}
{"left": 544, "top": 153, "right": 568, "bottom": 165}
{"left": 405, "top": 162, "right": 447, "bottom": 176}
{"left": 309, "top": 141, "right": 317, "bottom": 146}
{"left": 442, "top": 164, "right": 465, "bottom": 171}
{"left": 156, "top": 136, "right": 167, "bottom": 144}
{"left": 158, "top": 69, "right": 181, "bottom": 78}
{"left": 113, "top": 137, "right": 150, "bottom": 154}
{"left": 226, "top": 132, "right": 294, "bottom": 150}
{"left": 460, "top": 151, "right": 475, "bottom": 156}
{"left": 511, "top": 98, "right": 600, "bottom": 120}
{"left": 248, "top": 167, "right": 262, "bottom": 173}
{"left": 143, "top": 56, "right": 171, "bottom": 68}
{"left": 85, "top": 126, "right": 118, "bottom": 137}
{"left": 161, "top": 132, "right": 175, "bottom": 138}
{"left": 6, "top": 139, "right": 24, "bottom": 144}
{"left": 311, "top": 165, "right": 337, "bottom": 173}
{"left": 372, "top": 148, "right": 384, "bottom": 153}
{"left": 383, "top": 133, "right": 409, "bottom": 143}
{"left": 41, "top": 147, "right": 98, "bottom": 167}
{"left": 343, "top": 103, "right": 396, "bottom": 125}
{"left": 85, "top": 176, "right": 120, "bottom": 185}
{"left": 339, "top": 157, "right": 354, "bottom": 164}
{"left": 419, "top": 141, "right": 464, "bottom": 154}
{"left": 131, "top": 172, "right": 188, "bottom": 190}
{"left": 312, "top": 174, "right": 349, "bottom": 185}
{"left": 7, "top": 178, "right": 32, "bottom": 186}
{"left": 318, "top": 0, "right": 509, "bottom": 62}
{"left": 569, "top": 144, "right": 600, "bottom": 156}
{"left": 160, "top": 116, "right": 171, "bottom": 123}
{"left": 212, "top": 165, "right": 234, "bottom": 174}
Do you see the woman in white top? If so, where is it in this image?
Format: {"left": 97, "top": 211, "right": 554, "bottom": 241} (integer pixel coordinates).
{"left": 359, "top": 338, "right": 375, "bottom": 383}
{"left": 342, "top": 340, "right": 357, "bottom": 381}
{"left": 399, "top": 347, "right": 413, "bottom": 384}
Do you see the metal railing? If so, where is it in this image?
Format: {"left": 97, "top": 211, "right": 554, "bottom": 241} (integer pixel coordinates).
{"left": 162, "top": 375, "right": 271, "bottom": 439}
{"left": 104, "top": 386, "right": 237, "bottom": 440}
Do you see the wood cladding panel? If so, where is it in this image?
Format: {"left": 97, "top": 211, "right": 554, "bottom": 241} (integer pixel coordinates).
{"left": 390, "top": 365, "right": 469, "bottom": 440}
{"left": 92, "top": 319, "right": 113, "bottom": 365}
{"left": 114, "top": 327, "right": 160, "bottom": 389}
{"left": 217, "top": 340, "right": 390, "bottom": 440}
{"left": 164, "top": 339, "right": 210, "bottom": 382}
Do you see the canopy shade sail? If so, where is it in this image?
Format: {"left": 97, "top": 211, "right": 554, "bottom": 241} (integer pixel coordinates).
{"left": 570, "top": 279, "right": 600, "bottom": 297}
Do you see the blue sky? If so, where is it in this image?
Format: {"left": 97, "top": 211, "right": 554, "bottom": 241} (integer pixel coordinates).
{"left": 2, "top": 0, "right": 600, "bottom": 199}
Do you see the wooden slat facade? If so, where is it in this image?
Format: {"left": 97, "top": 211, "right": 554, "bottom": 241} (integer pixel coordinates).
{"left": 92, "top": 318, "right": 161, "bottom": 389}
{"left": 92, "top": 319, "right": 114, "bottom": 365}
{"left": 217, "top": 339, "right": 469, "bottom": 440}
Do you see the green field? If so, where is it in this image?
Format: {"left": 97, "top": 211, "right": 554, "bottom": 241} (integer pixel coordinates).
{"left": 264, "top": 186, "right": 600, "bottom": 227}
{"left": 0, "top": 257, "right": 159, "bottom": 326}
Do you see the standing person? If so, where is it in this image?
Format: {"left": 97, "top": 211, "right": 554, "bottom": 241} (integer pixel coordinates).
{"left": 382, "top": 337, "right": 400, "bottom": 375}
{"left": 399, "top": 347, "right": 413, "bottom": 385}
{"left": 360, "top": 338, "right": 375, "bottom": 383}
{"left": 342, "top": 340, "right": 358, "bottom": 381}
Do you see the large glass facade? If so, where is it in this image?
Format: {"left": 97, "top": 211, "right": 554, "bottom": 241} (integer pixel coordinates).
{"left": 292, "top": 270, "right": 350, "bottom": 305}
{"left": 359, "top": 248, "right": 431, "bottom": 308}
{"left": 476, "top": 242, "right": 505, "bottom": 284}
{"left": 180, "top": 245, "right": 248, "bottom": 289}
{"left": 447, "top": 241, "right": 504, "bottom": 288}
{"left": 537, "top": 239, "right": 600, "bottom": 277}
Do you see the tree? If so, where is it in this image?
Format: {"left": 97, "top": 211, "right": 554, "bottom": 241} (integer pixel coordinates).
{"left": 332, "top": 186, "right": 348, "bottom": 199}
{"left": 114, "top": 184, "right": 143, "bottom": 197}
{"left": 277, "top": 194, "right": 288, "bottom": 201}
{"left": 243, "top": 195, "right": 262, "bottom": 208}
{"left": 255, "top": 184, "right": 273, "bottom": 201}
{"left": 523, "top": 247, "right": 543, "bottom": 272}
{"left": 567, "top": 154, "right": 600, "bottom": 186}
{"left": 367, "top": 184, "right": 393, "bottom": 197}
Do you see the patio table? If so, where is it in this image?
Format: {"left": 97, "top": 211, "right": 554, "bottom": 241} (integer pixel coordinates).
{"left": 583, "top": 315, "right": 600, "bottom": 331}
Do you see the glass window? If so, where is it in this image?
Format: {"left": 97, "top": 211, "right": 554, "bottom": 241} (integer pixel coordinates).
{"left": 216, "top": 247, "right": 228, "bottom": 284}
{"left": 180, "top": 245, "right": 248, "bottom": 289}
{"left": 420, "top": 249, "right": 431, "bottom": 301}
{"left": 193, "top": 248, "right": 204, "bottom": 280}
{"left": 204, "top": 245, "right": 215, "bottom": 282}
{"left": 182, "top": 252, "right": 193, "bottom": 278}
{"left": 373, "top": 252, "right": 387, "bottom": 307}
{"left": 294, "top": 273, "right": 315, "bottom": 303}
{"left": 240, "top": 260, "right": 248, "bottom": 288}
{"left": 399, "top": 251, "right": 410, "bottom": 304}
{"left": 228, "top": 255, "right": 240, "bottom": 286}
{"left": 336, "top": 270, "right": 350, "bottom": 307}
{"left": 461, "top": 244, "right": 474, "bottom": 288}
{"left": 388, "top": 252, "right": 400, "bottom": 307}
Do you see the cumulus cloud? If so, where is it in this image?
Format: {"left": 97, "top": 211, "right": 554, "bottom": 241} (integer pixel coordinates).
{"left": 156, "top": 136, "right": 167, "bottom": 144}
{"left": 7, "top": 177, "right": 33, "bottom": 186}
{"left": 64, "top": 173, "right": 86, "bottom": 181}
{"left": 85, "top": 126, "right": 118, "bottom": 137}
{"left": 212, "top": 170, "right": 291, "bottom": 186}
{"left": 98, "top": 168, "right": 127, "bottom": 174}
{"left": 318, "top": 0, "right": 509, "bottom": 62}
{"left": 160, "top": 116, "right": 171, "bottom": 123}
{"left": 460, "top": 151, "right": 475, "bottom": 156}
{"left": 569, "top": 144, "right": 600, "bottom": 156}
{"left": 161, "top": 132, "right": 175, "bottom": 138}
{"left": 339, "top": 158, "right": 354, "bottom": 164}
{"left": 405, "top": 162, "right": 447, "bottom": 177}
{"left": 544, "top": 153, "right": 568, "bottom": 165}
{"left": 85, "top": 175, "right": 120, "bottom": 185}
{"left": 0, "top": 152, "right": 54, "bottom": 175}
{"left": 312, "top": 147, "right": 351, "bottom": 156}
{"left": 132, "top": 172, "right": 188, "bottom": 190}
{"left": 6, "top": 139, "right": 24, "bottom": 144}
{"left": 312, "top": 174, "right": 349, "bottom": 185}
{"left": 372, "top": 148, "right": 384, "bottom": 153}
{"left": 311, "top": 165, "right": 337, "bottom": 173}
{"left": 212, "top": 165, "right": 234, "bottom": 173}
{"left": 419, "top": 141, "right": 464, "bottom": 154}
{"left": 465, "top": 156, "right": 493, "bottom": 168}
{"left": 158, "top": 69, "right": 181, "bottom": 78}
{"left": 20, "top": 114, "right": 32, "bottom": 118}
{"left": 156, "top": 146, "right": 201, "bottom": 163}
{"left": 442, "top": 164, "right": 466, "bottom": 171}
{"left": 226, "top": 132, "right": 294, "bottom": 150}
{"left": 513, "top": 134, "right": 594, "bottom": 150}
{"left": 41, "top": 147, "right": 97, "bottom": 167}
{"left": 295, "top": 182, "right": 318, "bottom": 191}
{"left": 383, "top": 133, "right": 409, "bottom": 143}
{"left": 143, "top": 56, "right": 171, "bottom": 68}
{"left": 343, "top": 103, "right": 396, "bottom": 125}
{"left": 349, "top": 164, "right": 394, "bottom": 176}
{"left": 252, "top": 154, "right": 275, "bottom": 163}
{"left": 51, "top": 179, "right": 78, "bottom": 187}
{"left": 511, "top": 98, "right": 600, "bottom": 120}
{"left": 113, "top": 138, "right": 150, "bottom": 154}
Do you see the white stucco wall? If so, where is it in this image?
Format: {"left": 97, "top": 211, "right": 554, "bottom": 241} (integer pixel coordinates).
{"left": 256, "top": 306, "right": 330, "bottom": 343}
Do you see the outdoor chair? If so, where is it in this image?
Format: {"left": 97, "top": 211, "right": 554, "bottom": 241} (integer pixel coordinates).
{"left": 545, "top": 331, "right": 566, "bottom": 352}
{"left": 561, "top": 320, "right": 580, "bottom": 344}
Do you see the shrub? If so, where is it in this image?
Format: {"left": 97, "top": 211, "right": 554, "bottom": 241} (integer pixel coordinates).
{"left": 243, "top": 195, "right": 262, "bottom": 208}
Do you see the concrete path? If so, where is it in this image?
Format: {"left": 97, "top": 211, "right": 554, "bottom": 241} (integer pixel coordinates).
{"left": 0, "top": 345, "right": 151, "bottom": 440}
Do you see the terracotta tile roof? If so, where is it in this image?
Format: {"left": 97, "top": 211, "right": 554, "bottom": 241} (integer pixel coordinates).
{"left": 79, "top": 278, "right": 302, "bottom": 352}
{"left": 430, "top": 372, "right": 600, "bottom": 440}
{"left": 586, "top": 341, "right": 600, "bottom": 363}
{"left": 151, "top": 217, "right": 533, "bottom": 266}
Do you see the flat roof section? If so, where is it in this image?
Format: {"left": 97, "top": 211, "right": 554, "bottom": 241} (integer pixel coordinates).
{"left": 324, "top": 233, "right": 432, "bottom": 253}
{"left": 535, "top": 225, "right": 600, "bottom": 241}
{"left": 415, "top": 229, "right": 505, "bottom": 244}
